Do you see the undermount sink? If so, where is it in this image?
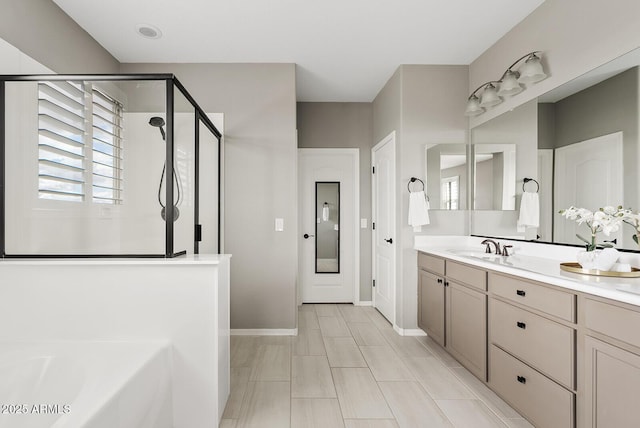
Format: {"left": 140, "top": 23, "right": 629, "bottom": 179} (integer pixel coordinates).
{"left": 447, "top": 249, "right": 505, "bottom": 262}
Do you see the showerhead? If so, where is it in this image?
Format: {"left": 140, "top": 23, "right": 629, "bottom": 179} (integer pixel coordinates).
{"left": 149, "top": 116, "right": 166, "bottom": 140}
{"left": 149, "top": 116, "right": 165, "bottom": 127}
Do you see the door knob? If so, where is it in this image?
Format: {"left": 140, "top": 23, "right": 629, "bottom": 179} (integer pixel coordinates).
{"left": 384, "top": 238, "right": 393, "bottom": 244}
{"left": 303, "top": 234, "right": 315, "bottom": 239}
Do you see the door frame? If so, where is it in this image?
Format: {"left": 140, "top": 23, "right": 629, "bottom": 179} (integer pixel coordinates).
{"left": 371, "top": 131, "right": 396, "bottom": 326}
{"left": 297, "top": 148, "right": 360, "bottom": 305}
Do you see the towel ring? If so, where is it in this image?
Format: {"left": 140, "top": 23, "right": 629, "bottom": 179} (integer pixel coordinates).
{"left": 408, "top": 177, "right": 429, "bottom": 201}
{"left": 408, "top": 177, "right": 424, "bottom": 192}
{"left": 523, "top": 177, "right": 539, "bottom": 193}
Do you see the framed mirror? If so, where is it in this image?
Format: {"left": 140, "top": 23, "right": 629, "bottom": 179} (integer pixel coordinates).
{"left": 470, "top": 48, "right": 640, "bottom": 251}
{"left": 315, "top": 182, "right": 340, "bottom": 273}
{"left": 425, "top": 143, "right": 468, "bottom": 210}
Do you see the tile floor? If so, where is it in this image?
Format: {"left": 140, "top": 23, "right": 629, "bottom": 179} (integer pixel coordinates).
{"left": 221, "top": 304, "right": 533, "bottom": 428}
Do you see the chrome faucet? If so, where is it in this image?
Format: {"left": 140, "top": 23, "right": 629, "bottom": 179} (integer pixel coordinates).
{"left": 481, "top": 239, "right": 501, "bottom": 255}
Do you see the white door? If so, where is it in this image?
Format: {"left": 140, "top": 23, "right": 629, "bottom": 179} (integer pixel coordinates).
{"left": 372, "top": 132, "right": 396, "bottom": 324}
{"left": 299, "top": 149, "right": 359, "bottom": 303}
{"left": 554, "top": 132, "right": 623, "bottom": 246}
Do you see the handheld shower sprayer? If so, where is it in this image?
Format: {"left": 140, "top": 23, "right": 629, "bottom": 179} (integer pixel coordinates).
{"left": 148, "top": 116, "right": 181, "bottom": 222}
{"left": 148, "top": 116, "right": 166, "bottom": 140}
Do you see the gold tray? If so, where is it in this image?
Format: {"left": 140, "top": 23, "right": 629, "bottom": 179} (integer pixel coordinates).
{"left": 560, "top": 262, "right": 640, "bottom": 278}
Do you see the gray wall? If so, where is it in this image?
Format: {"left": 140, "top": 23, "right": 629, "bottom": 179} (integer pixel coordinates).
{"left": 0, "top": 0, "right": 119, "bottom": 73}
{"left": 373, "top": 65, "right": 468, "bottom": 329}
{"left": 121, "top": 63, "right": 298, "bottom": 330}
{"left": 297, "top": 102, "right": 374, "bottom": 301}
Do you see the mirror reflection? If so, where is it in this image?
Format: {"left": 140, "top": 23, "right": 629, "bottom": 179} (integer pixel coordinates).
{"left": 316, "top": 182, "right": 340, "bottom": 273}
{"left": 473, "top": 144, "right": 517, "bottom": 210}
{"left": 425, "top": 144, "right": 467, "bottom": 210}
{"left": 471, "top": 48, "right": 640, "bottom": 250}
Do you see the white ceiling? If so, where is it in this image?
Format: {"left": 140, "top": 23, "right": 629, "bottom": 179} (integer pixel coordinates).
{"left": 53, "top": 0, "right": 545, "bottom": 102}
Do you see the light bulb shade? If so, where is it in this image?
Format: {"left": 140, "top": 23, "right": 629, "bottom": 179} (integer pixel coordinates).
{"left": 464, "top": 95, "right": 484, "bottom": 116}
{"left": 479, "top": 83, "right": 502, "bottom": 108}
{"left": 498, "top": 70, "right": 523, "bottom": 96}
{"left": 517, "top": 54, "right": 547, "bottom": 84}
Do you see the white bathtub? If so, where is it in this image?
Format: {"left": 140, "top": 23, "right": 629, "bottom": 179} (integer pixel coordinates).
{"left": 0, "top": 342, "right": 172, "bottom": 428}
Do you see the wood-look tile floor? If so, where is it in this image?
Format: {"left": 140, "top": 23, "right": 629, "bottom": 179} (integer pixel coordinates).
{"left": 222, "top": 304, "right": 532, "bottom": 428}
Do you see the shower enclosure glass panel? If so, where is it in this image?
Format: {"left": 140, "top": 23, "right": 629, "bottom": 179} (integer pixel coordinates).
{"left": 172, "top": 86, "right": 195, "bottom": 256}
{"left": 198, "top": 119, "right": 220, "bottom": 254}
{"left": 0, "top": 74, "right": 222, "bottom": 258}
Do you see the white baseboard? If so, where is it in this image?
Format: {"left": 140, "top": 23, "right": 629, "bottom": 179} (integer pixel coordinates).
{"left": 393, "top": 325, "right": 427, "bottom": 337}
{"left": 354, "top": 301, "right": 372, "bottom": 307}
{"left": 231, "top": 328, "right": 298, "bottom": 336}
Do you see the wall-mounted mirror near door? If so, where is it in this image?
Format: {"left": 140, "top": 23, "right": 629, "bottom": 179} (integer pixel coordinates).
{"left": 425, "top": 143, "right": 467, "bottom": 210}
{"left": 316, "top": 182, "right": 340, "bottom": 273}
{"left": 470, "top": 48, "right": 640, "bottom": 251}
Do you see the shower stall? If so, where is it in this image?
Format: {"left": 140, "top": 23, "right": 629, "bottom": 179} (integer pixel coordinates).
{"left": 0, "top": 74, "right": 222, "bottom": 258}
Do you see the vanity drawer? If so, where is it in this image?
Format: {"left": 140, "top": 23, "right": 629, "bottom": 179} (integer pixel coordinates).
{"left": 585, "top": 298, "right": 640, "bottom": 350}
{"left": 488, "top": 272, "right": 575, "bottom": 322}
{"left": 446, "top": 260, "right": 486, "bottom": 291}
{"left": 490, "top": 298, "right": 574, "bottom": 389}
{"left": 489, "top": 345, "right": 574, "bottom": 428}
{"left": 418, "top": 252, "right": 445, "bottom": 276}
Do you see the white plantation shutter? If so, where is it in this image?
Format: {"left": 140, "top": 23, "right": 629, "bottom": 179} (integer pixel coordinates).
{"left": 91, "top": 88, "right": 123, "bottom": 204}
{"left": 37, "top": 81, "right": 86, "bottom": 202}
{"left": 37, "top": 81, "right": 124, "bottom": 204}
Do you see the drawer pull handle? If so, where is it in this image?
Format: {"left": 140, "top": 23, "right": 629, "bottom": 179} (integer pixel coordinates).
{"left": 437, "top": 278, "right": 443, "bottom": 284}
{"left": 516, "top": 290, "right": 526, "bottom": 297}
{"left": 517, "top": 375, "right": 527, "bottom": 384}
{"left": 516, "top": 321, "right": 526, "bottom": 329}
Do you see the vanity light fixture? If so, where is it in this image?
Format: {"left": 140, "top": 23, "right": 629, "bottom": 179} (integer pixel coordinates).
{"left": 516, "top": 52, "right": 547, "bottom": 84}
{"left": 478, "top": 82, "right": 502, "bottom": 108}
{"left": 465, "top": 51, "right": 548, "bottom": 116}
{"left": 465, "top": 81, "right": 501, "bottom": 116}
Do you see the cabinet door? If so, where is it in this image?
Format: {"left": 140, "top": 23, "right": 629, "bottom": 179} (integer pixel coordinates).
{"left": 584, "top": 336, "right": 640, "bottom": 427}
{"left": 418, "top": 269, "right": 445, "bottom": 346}
{"left": 446, "top": 280, "right": 487, "bottom": 380}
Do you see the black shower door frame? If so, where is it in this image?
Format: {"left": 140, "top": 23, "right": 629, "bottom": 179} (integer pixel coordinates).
{"left": 0, "top": 74, "right": 222, "bottom": 258}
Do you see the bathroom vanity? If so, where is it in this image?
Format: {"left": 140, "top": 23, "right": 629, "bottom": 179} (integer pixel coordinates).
{"left": 416, "top": 238, "right": 640, "bottom": 428}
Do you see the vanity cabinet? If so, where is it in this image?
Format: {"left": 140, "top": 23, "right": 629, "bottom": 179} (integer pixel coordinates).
{"left": 488, "top": 272, "right": 576, "bottom": 428}
{"left": 418, "top": 269, "right": 445, "bottom": 346}
{"left": 418, "top": 252, "right": 487, "bottom": 380}
{"left": 583, "top": 297, "right": 640, "bottom": 427}
{"left": 446, "top": 279, "right": 486, "bottom": 379}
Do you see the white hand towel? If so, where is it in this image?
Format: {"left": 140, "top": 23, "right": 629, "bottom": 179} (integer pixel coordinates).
{"left": 517, "top": 191, "right": 539, "bottom": 230}
{"left": 408, "top": 191, "right": 430, "bottom": 231}
{"left": 322, "top": 205, "right": 329, "bottom": 222}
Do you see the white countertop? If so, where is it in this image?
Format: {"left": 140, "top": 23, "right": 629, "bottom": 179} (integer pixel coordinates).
{"left": 0, "top": 254, "right": 231, "bottom": 266}
{"left": 415, "top": 236, "right": 640, "bottom": 307}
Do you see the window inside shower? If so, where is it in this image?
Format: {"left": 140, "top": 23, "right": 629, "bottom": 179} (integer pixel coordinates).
{"left": 1, "top": 74, "right": 222, "bottom": 258}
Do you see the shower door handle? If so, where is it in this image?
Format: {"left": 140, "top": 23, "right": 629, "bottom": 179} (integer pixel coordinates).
{"left": 303, "top": 234, "right": 315, "bottom": 239}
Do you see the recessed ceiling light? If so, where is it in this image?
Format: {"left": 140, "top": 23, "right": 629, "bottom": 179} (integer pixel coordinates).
{"left": 135, "top": 24, "right": 162, "bottom": 39}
